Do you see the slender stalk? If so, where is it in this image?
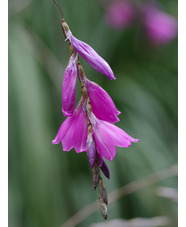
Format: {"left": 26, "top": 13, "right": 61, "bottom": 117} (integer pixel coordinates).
{"left": 53, "top": 0, "right": 64, "bottom": 19}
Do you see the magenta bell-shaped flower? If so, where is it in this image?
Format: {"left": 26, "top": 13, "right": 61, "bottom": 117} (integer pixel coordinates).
{"left": 65, "top": 29, "right": 116, "bottom": 80}
{"left": 84, "top": 78, "right": 120, "bottom": 123}
{"left": 62, "top": 52, "right": 78, "bottom": 116}
{"left": 52, "top": 100, "right": 88, "bottom": 153}
{"left": 88, "top": 112, "right": 138, "bottom": 161}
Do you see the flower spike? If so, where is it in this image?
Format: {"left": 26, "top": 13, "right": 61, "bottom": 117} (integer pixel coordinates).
{"left": 52, "top": 3, "right": 139, "bottom": 220}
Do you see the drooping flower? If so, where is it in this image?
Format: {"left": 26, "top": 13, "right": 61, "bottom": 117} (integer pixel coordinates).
{"left": 142, "top": 3, "right": 177, "bottom": 45}
{"left": 62, "top": 52, "right": 78, "bottom": 116}
{"left": 84, "top": 77, "right": 120, "bottom": 123}
{"left": 52, "top": 99, "right": 88, "bottom": 153}
{"left": 64, "top": 27, "right": 116, "bottom": 80}
{"left": 88, "top": 112, "right": 138, "bottom": 161}
{"left": 105, "top": 0, "right": 135, "bottom": 29}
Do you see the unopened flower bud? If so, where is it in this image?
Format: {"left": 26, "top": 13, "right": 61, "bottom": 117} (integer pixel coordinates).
{"left": 62, "top": 52, "right": 78, "bottom": 116}
{"left": 92, "top": 162, "right": 100, "bottom": 190}
{"left": 99, "top": 195, "right": 107, "bottom": 220}
{"left": 100, "top": 161, "right": 110, "bottom": 179}
{"left": 99, "top": 177, "right": 108, "bottom": 205}
{"left": 96, "top": 153, "right": 110, "bottom": 179}
{"left": 68, "top": 34, "right": 116, "bottom": 80}
{"left": 87, "top": 133, "right": 96, "bottom": 168}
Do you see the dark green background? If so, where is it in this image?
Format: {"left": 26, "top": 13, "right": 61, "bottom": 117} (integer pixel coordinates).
{"left": 9, "top": 0, "right": 178, "bottom": 226}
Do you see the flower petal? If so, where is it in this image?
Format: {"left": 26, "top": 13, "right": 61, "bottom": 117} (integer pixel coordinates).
{"left": 62, "top": 108, "right": 87, "bottom": 152}
{"left": 52, "top": 116, "right": 74, "bottom": 144}
{"left": 73, "top": 110, "right": 88, "bottom": 153}
{"left": 92, "top": 121, "right": 116, "bottom": 160}
{"left": 103, "top": 121, "right": 139, "bottom": 144}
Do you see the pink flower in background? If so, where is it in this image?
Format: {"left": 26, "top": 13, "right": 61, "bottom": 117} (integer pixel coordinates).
{"left": 62, "top": 52, "right": 78, "bottom": 116}
{"left": 52, "top": 100, "right": 88, "bottom": 153}
{"left": 142, "top": 4, "right": 177, "bottom": 45}
{"left": 105, "top": 0, "right": 134, "bottom": 29}
{"left": 88, "top": 112, "right": 138, "bottom": 161}
{"left": 84, "top": 78, "right": 120, "bottom": 123}
{"left": 65, "top": 29, "right": 116, "bottom": 80}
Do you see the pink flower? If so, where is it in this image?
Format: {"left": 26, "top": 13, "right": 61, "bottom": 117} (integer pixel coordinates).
{"left": 88, "top": 112, "right": 138, "bottom": 161}
{"left": 105, "top": 0, "right": 134, "bottom": 29}
{"left": 65, "top": 29, "right": 116, "bottom": 80}
{"left": 84, "top": 78, "right": 120, "bottom": 123}
{"left": 142, "top": 4, "right": 177, "bottom": 44}
{"left": 62, "top": 52, "right": 78, "bottom": 116}
{"left": 52, "top": 100, "right": 88, "bottom": 153}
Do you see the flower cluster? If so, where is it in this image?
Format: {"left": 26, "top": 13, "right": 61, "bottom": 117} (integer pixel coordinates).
{"left": 53, "top": 20, "right": 138, "bottom": 165}
{"left": 52, "top": 14, "right": 138, "bottom": 218}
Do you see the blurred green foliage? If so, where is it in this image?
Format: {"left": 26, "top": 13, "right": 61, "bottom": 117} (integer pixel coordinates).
{"left": 9, "top": 0, "right": 177, "bottom": 227}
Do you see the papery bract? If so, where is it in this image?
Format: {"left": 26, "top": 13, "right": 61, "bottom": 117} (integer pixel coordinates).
{"left": 84, "top": 78, "right": 120, "bottom": 123}
{"left": 52, "top": 101, "right": 88, "bottom": 153}
{"left": 105, "top": 0, "right": 134, "bottom": 29}
{"left": 65, "top": 29, "right": 115, "bottom": 80}
{"left": 142, "top": 4, "right": 177, "bottom": 44}
{"left": 62, "top": 52, "right": 78, "bottom": 116}
{"left": 88, "top": 112, "right": 138, "bottom": 161}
